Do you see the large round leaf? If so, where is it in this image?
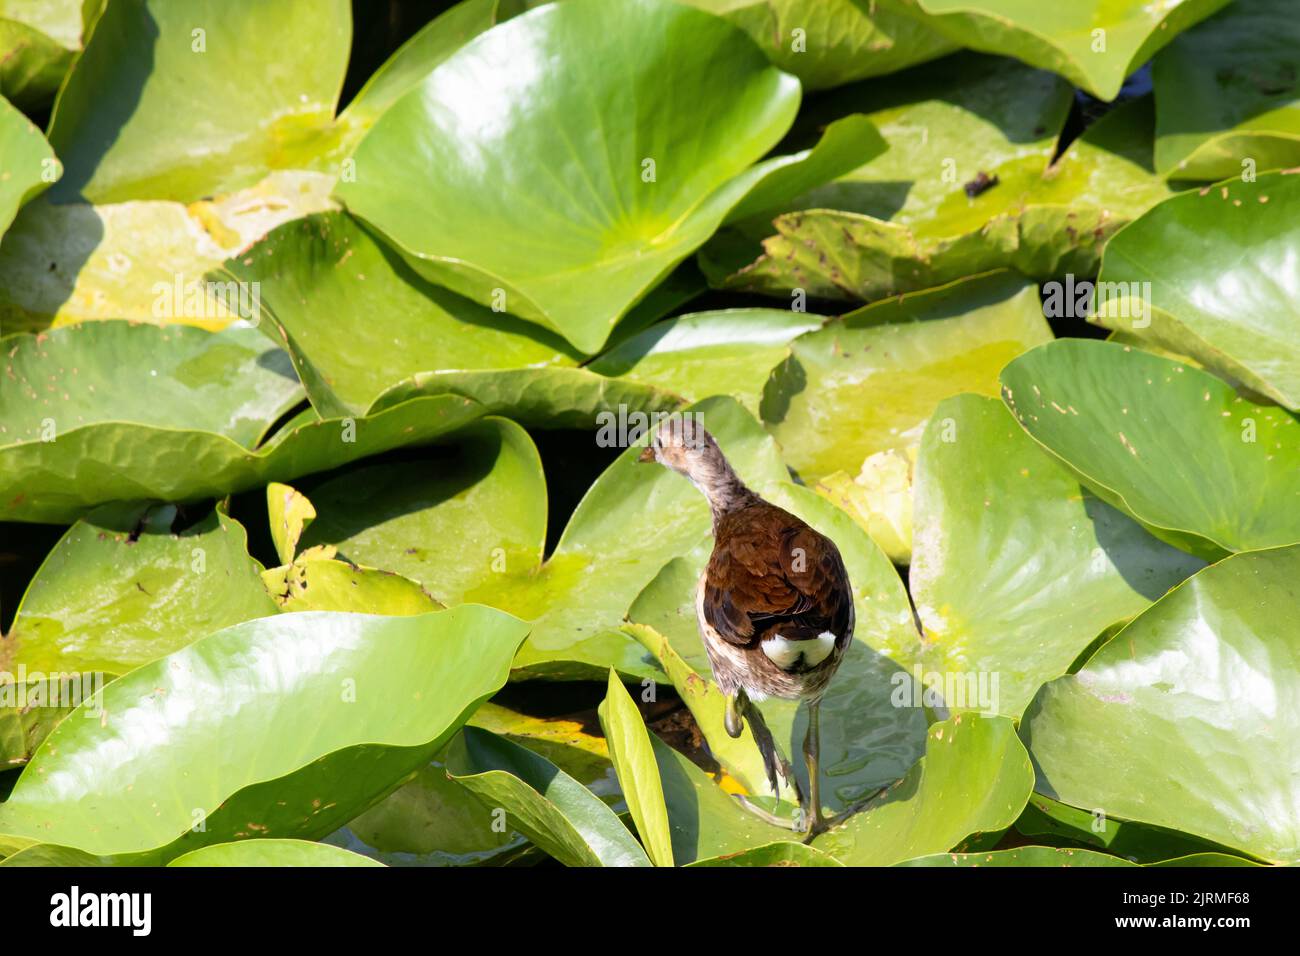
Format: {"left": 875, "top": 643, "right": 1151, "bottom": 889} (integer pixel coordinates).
{"left": 1000, "top": 339, "right": 1300, "bottom": 556}
{"left": 298, "top": 417, "right": 547, "bottom": 607}
{"left": 335, "top": 0, "right": 882, "bottom": 354}
{"left": 1154, "top": 0, "right": 1300, "bottom": 180}
{"left": 762, "top": 270, "right": 1052, "bottom": 482}
{"left": 223, "top": 211, "right": 579, "bottom": 418}
{"left": 46, "top": 0, "right": 351, "bottom": 203}
{"left": 810, "top": 715, "right": 1034, "bottom": 865}
{"left": 5, "top": 503, "right": 276, "bottom": 677}
{"left": 900, "top": 395, "right": 1202, "bottom": 718}
{"left": 707, "top": 69, "right": 1175, "bottom": 303}
{"left": 909, "top": 0, "right": 1230, "bottom": 101}
{"left": 1021, "top": 546, "right": 1300, "bottom": 864}
{"left": 1095, "top": 171, "right": 1300, "bottom": 410}
{"left": 0, "top": 321, "right": 489, "bottom": 523}
{"left": 0, "top": 605, "right": 529, "bottom": 862}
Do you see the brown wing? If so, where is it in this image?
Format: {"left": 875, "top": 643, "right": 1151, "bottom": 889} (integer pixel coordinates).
{"left": 702, "top": 502, "right": 853, "bottom": 648}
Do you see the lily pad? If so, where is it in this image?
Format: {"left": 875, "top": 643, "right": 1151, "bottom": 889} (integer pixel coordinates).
{"left": 1021, "top": 545, "right": 1300, "bottom": 864}
{"left": 335, "top": 0, "right": 883, "bottom": 353}
{"left": 1154, "top": 0, "right": 1300, "bottom": 180}
{"left": 0, "top": 1, "right": 83, "bottom": 109}
{"left": 222, "top": 211, "right": 579, "bottom": 418}
{"left": 707, "top": 72, "right": 1175, "bottom": 302}
{"left": 810, "top": 715, "right": 1034, "bottom": 865}
{"left": 598, "top": 671, "right": 673, "bottom": 866}
{"left": 0, "top": 605, "right": 529, "bottom": 862}
{"left": 1000, "top": 339, "right": 1300, "bottom": 556}
{"left": 898, "top": 394, "right": 1202, "bottom": 718}
{"left": 448, "top": 725, "right": 650, "bottom": 867}
{"left": 681, "top": 0, "right": 956, "bottom": 90}
{"left": 4, "top": 502, "right": 277, "bottom": 677}
{"left": 0, "top": 321, "right": 490, "bottom": 524}
{"left": 908, "top": 0, "right": 1231, "bottom": 101}
{"left": 0, "top": 93, "right": 55, "bottom": 240}
{"left": 46, "top": 0, "right": 351, "bottom": 203}
{"left": 761, "top": 270, "right": 1052, "bottom": 482}
{"left": 0, "top": 171, "right": 337, "bottom": 332}
{"left": 587, "top": 308, "right": 823, "bottom": 416}
{"left": 1094, "top": 171, "right": 1300, "bottom": 410}
{"left": 168, "top": 839, "right": 384, "bottom": 867}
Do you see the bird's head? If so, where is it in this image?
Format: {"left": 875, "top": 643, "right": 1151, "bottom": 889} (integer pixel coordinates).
{"left": 637, "top": 414, "right": 719, "bottom": 474}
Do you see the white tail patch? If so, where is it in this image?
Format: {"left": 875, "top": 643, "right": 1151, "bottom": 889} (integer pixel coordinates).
{"left": 761, "top": 631, "right": 837, "bottom": 671}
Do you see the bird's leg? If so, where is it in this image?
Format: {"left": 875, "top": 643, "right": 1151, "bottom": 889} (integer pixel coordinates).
{"left": 744, "top": 695, "right": 800, "bottom": 802}
{"left": 801, "top": 698, "right": 886, "bottom": 840}
{"left": 730, "top": 691, "right": 804, "bottom": 831}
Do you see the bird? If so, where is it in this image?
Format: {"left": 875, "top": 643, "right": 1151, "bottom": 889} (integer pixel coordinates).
{"left": 639, "top": 415, "right": 864, "bottom": 837}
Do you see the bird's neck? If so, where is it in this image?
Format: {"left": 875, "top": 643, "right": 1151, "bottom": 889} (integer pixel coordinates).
{"left": 684, "top": 454, "right": 756, "bottom": 523}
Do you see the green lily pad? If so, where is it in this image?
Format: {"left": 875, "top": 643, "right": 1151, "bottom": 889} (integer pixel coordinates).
{"left": 1094, "top": 171, "right": 1300, "bottom": 410}
{"left": 0, "top": 605, "right": 529, "bottom": 862}
{"left": 897, "top": 394, "right": 1202, "bottom": 718}
{"left": 0, "top": 93, "right": 55, "bottom": 240}
{"left": 0, "top": 321, "right": 489, "bottom": 524}
{"left": 222, "top": 211, "right": 580, "bottom": 418}
{"left": 4, "top": 503, "right": 276, "bottom": 677}
{"left": 46, "top": 0, "right": 351, "bottom": 203}
{"left": 810, "top": 715, "right": 1034, "bottom": 865}
{"left": 1000, "top": 339, "right": 1300, "bottom": 556}
{"left": 335, "top": 0, "right": 882, "bottom": 353}
{"left": 448, "top": 725, "right": 649, "bottom": 867}
{"left": 686, "top": 841, "right": 843, "bottom": 866}
{"left": 598, "top": 671, "right": 673, "bottom": 866}
{"left": 1154, "top": 0, "right": 1300, "bottom": 180}
{"left": 627, "top": 482, "right": 928, "bottom": 810}
{"left": 0, "top": 172, "right": 337, "bottom": 333}
{"left": 0, "top": 1, "right": 83, "bottom": 109}
{"left": 898, "top": 846, "right": 1134, "bottom": 866}
{"left": 762, "top": 270, "right": 1052, "bottom": 482}
{"left": 168, "top": 838, "right": 384, "bottom": 867}
{"left": 587, "top": 308, "right": 823, "bottom": 416}
{"left": 297, "top": 417, "right": 546, "bottom": 607}
{"left": 1021, "top": 545, "right": 1300, "bottom": 865}
{"left": 681, "top": 0, "right": 956, "bottom": 90}
{"left": 908, "top": 0, "right": 1231, "bottom": 101}
{"left": 707, "top": 71, "right": 1175, "bottom": 303}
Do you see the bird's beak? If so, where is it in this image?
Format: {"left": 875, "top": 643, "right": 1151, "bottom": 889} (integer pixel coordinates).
{"left": 637, "top": 445, "right": 656, "bottom": 463}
